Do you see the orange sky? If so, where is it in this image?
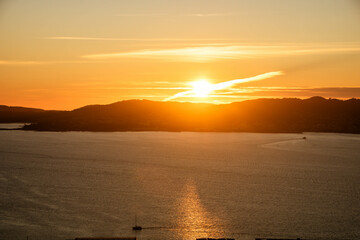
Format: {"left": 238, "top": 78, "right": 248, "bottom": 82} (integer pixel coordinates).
{"left": 0, "top": 0, "right": 360, "bottom": 110}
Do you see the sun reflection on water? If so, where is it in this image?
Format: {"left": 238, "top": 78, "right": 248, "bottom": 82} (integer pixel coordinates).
{"left": 175, "top": 180, "right": 224, "bottom": 240}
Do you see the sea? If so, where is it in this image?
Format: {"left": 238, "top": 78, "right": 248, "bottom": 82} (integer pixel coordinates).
{"left": 0, "top": 128, "right": 359, "bottom": 240}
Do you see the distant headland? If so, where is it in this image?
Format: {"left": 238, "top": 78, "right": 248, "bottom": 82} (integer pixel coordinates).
{"left": 1, "top": 97, "right": 359, "bottom": 133}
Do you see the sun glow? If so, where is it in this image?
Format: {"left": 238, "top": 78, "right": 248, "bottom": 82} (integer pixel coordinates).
{"left": 190, "top": 79, "right": 214, "bottom": 97}
{"left": 164, "top": 71, "right": 283, "bottom": 101}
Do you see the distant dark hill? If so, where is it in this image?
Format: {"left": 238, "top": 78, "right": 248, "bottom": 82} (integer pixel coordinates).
{"left": 223, "top": 97, "right": 360, "bottom": 133}
{"left": 28, "top": 100, "right": 222, "bottom": 132}
{"left": 1, "top": 97, "right": 360, "bottom": 133}
{"left": 0, "top": 105, "right": 45, "bottom": 123}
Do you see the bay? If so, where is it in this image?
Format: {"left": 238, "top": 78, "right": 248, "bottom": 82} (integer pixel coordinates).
{"left": 0, "top": 131, "right": 359, "bottom": 240}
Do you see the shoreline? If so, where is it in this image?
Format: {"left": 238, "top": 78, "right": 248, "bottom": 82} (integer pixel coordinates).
{"left": 1, "top": 127, "right": 360, "bottom": 135}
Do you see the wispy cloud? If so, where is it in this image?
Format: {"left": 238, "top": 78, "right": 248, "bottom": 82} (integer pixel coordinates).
{"left": 114, "top": 13, "right": 232, "bottom": 17}
{"left": 114, "top": 13, "right": 161, "bottom": 17}
{"left": 82, "top": 44, "right": 360, "bottom": 62}
{"left": 0, "top": 60, "right": 43, "bottom": 65}
{"left": 0, "top": 60, "right": 100, "bottom": 65}
{"left": 162, "top": 86, "right": 360, "bottom": 103}
{"left": 187, "top": 13, "right": 232, "bottom": 17}
{"left": 164, "top": 71, "right": 283, "bottom": 101}
{"left": 45, "top": 37, "right": 126, "bottom": 41}
{"left": 44, "top": 37, "right": 231, "bottom": 41}
{"left": 228, "top": 86, "right": 360, "bottom": 98}
{"left": 83, "top": 46, "right": 246, "bottom": 61}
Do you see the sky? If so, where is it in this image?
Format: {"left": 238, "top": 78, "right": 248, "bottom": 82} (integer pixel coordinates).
{"left": 0, "top": 0, "right": 359, "bottom": 110}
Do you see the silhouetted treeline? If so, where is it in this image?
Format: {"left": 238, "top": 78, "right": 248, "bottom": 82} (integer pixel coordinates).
{"left": 1, "top": 97, "right": 360, "bottom": 133}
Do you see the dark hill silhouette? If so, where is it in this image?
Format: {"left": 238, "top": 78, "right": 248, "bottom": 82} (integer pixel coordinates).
{"left": 1, "top": 97, "right": 359, "bottom": 133}
{"left": 0, "top": 105, "right": 46, "bottom": 123}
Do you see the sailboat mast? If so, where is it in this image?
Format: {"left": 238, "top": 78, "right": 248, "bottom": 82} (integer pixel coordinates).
{"left": 132, "top": 214, "right": 142, "bottom": 230}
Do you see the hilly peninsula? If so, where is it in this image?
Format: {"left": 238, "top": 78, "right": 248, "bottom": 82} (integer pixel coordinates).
{"left": 1, "top": 97, "right": 359, "bottom": 133}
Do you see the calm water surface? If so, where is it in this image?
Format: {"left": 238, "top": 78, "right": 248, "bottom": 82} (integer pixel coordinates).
{"left": 0, "top": 130, "right": 359, "bottom": 240}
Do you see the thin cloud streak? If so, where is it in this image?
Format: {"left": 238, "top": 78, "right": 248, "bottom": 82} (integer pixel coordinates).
{"left": 0, "top": 60, "right": 43, "bottom": 65}
{"left": 162, "top": 87, "right": 360, "bottom": 104}
{"left": 44, "top": 37, "right": 233, "bottom": 41}
{"left": 83, "top": 46, "right": 245, "bottom": 61}
{"left": 226, "top": 86, "right": 360, "bottom": 98}
{"left": 0, "top": 60, "right": 103, "bottom": 65}
{"left": 91, "top": 87, "right": 190, "bottom": 90}
{"left": 114, "top": 13, "right": 162, "bottom": 17}
{"left": 114, "top": 13, "right": 232, "bottom": 17}
{"left": 187, "top": 13, "right": 232, "bottom": 17}
{"left": 164, "top": 71, "right": 283, "bottom": 101}
{"left": 83, "top": 45, "right": 360, "bottom": 62}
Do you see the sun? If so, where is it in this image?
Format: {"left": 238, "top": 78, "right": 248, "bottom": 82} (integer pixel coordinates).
{"left": 189, "top": 79, "right": 214, "bottom": 97}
